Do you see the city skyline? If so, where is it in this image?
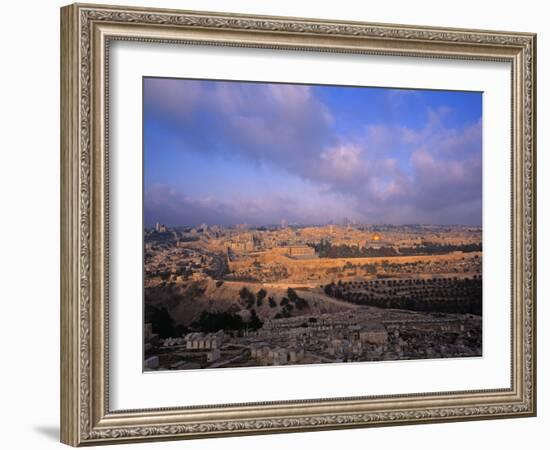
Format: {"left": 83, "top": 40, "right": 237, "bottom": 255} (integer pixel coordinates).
{"left": 149, "top": 220, "right": 482, "bottom": 229}
{"left": 144, "top": 78, "right": 482, "bottom": 228}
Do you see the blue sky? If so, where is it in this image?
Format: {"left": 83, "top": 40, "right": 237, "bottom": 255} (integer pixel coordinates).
{"left": 143, "top": 77, "right": 482, "bottom": 227}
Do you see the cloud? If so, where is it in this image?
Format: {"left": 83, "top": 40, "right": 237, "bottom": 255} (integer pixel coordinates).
{"left": 144, "top": 183, "right": 361, "bottom": 227}
{"left": 318, "top": 144, "right": 366, "bottom": 182}
{"left": 345, "top": 112, "right": 482, "bottom": 223}
{"left": 144, "top": 78, "right": 334, "bottom": 171}
{"left": 144, "top": 79, "right": 482, "bottom": 225}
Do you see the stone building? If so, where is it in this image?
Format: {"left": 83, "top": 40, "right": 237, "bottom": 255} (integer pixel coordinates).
{"left": 286, "top": 245, "right": 316, "bottom": 259}
{"left": 184, "top": 331, "right": 224, "bottom": 351}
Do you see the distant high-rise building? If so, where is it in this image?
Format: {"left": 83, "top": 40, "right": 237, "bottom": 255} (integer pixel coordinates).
{"left": 281, "top": 219, "right": 288, "bottom": 229}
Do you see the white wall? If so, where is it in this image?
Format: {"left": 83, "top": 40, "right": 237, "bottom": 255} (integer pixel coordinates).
{"left": 0, "top": 1, "right": 546, "bottom": 449}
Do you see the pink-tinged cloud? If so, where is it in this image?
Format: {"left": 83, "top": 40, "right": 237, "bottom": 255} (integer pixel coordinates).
{"left": 144, "top": 79, "right": 482, "bottom": 225}
{"left": 145, "top": 184, "right": 362, "bottom": 227}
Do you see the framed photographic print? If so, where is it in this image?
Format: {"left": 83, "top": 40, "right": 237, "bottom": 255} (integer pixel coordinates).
{"left": 60, "top": 3, "right": 537, "bottom": 446}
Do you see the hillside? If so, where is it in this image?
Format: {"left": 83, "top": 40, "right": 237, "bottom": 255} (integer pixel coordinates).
{"left": 144, "top": 278, "right": 357, "bottom": 328}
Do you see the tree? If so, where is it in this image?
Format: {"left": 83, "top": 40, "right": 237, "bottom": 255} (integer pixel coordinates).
{"left": 287, "top": 287, "right": 299, "bottom": 303}
{"left": 324, "top": 282, "right": 335, "bottom": 296}
{"left": 256, "top": 288, "right": 267, "bottom": 306}
{"left": 191, "top": 311, "right": 245, "bottom": 332}
{"left": 239, "top": 287, "right": 255, "bottom": 309}
{"left": 144, "top": 304, "right": 186, "bottom": 338}
{"left": 295, "top": 296, "right": 309, "bottom": 310}
{"left": 248, "top": 309, "right": 263, "bottom": 331}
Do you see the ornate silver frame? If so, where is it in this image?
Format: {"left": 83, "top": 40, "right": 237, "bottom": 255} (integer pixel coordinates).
{"left": 60, "top": 3, "right": 536, "bottom": 446}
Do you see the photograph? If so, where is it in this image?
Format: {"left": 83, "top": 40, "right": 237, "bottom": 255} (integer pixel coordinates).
{"left": 142, "top": 78, "right": 483, "bottom": 371}
{"left": 57, "top": 2, "right": 536, "bottom": 446}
